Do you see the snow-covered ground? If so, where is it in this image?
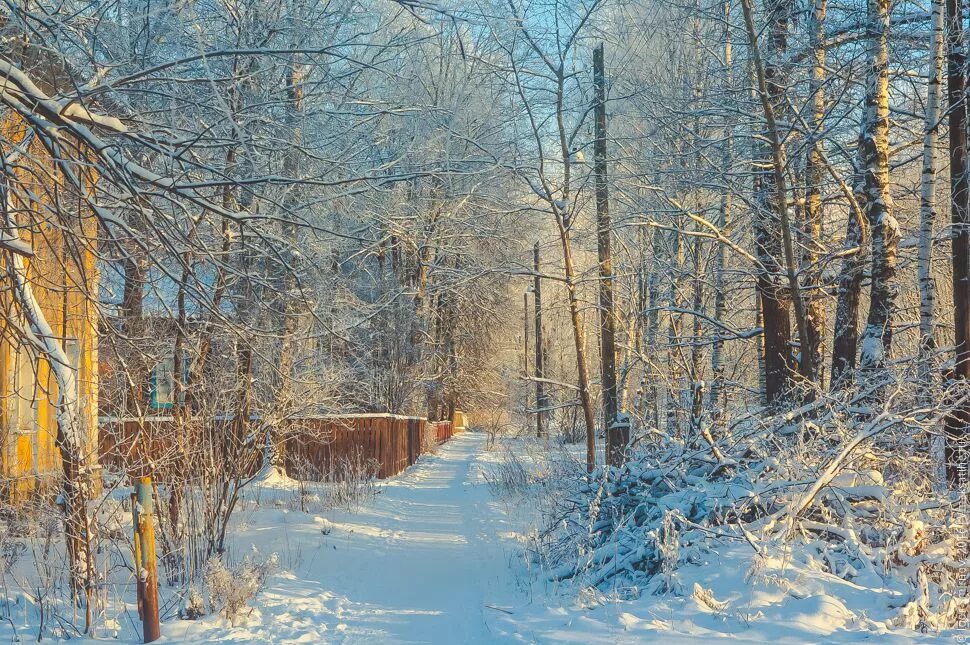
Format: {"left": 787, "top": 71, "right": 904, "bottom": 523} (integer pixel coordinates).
{"left": 3, "top": 430, "right": 958, "bottom": 642}
{"left": 161, "top": 431, "right": 965, "bottom": 644}
{"left": 173, "top": 431, "right": 525, "bottom": 643}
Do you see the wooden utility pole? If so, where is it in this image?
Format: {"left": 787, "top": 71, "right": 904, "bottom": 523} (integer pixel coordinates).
{"left": 945, "top": 0, "right": 970, "bottom": 486}
{"left": 534, "top": 242, "right": 545, "bottom": 437}
{"left": 594, "top": 43, "right": 625, "bottom": 466}
{"left": 134, "top": 477, "right": 161, "bottom": 643}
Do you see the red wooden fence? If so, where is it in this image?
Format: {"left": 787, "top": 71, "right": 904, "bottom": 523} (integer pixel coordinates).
{"left": 282, "top": 416, "right": 430, "bottom": 481}
{"left": 100, "top": 413, "right": 462, "bottom": 484}
{"left": 429, "top": 420, "right": 454, "bottom": 444}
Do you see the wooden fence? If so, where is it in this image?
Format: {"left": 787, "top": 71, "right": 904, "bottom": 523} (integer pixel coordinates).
{"left": 100, "top": 413, "right": 462, "bottom": 484}
{"left": 429, "top": 420, "right": 455, "bottom": 444}
{"left": 283, "top": 416, "right": 433, "bottom": 481}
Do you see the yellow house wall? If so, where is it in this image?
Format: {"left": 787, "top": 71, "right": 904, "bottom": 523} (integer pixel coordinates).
{"left": 0, "top": 116, "right": 99, "bottom": 501}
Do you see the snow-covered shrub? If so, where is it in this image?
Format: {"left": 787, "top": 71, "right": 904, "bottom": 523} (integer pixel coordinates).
{"left": 182, "top": 585, "right": 206, "bottom": 620}
{"left": 20, "top": 507, "right": 68, "bottom": 639}
{"left": 324, "top": 450, "right": 379, "bottom": 511}
{"left": 538, "top": 380, "right": 970, "bottom": 632}
{"left": 281, "top": 455, "right": 325, "bottom": 513}
{"left": 478, "top": 409, "right": 517, "bottom": 451}
{"left": 657, "top": 512, "right": 681, "bottom": 594}
{"left": 483, "top": 448, "right": 531, "bottom": 496}
{"left": 203, "top": 550, "right": 279, "bottom": 625}
{"left": 483, "top": 431, "right": 585, "bottom": 502}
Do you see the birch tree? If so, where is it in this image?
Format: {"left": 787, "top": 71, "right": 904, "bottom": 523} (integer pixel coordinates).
{"left": 857, "top": 0, "right": 899, "bottom": 380}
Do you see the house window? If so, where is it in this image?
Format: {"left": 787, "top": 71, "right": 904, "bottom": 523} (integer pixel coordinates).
{"left": 9, "top": 348, "right": 39, "bottom": 478}
{"left": 64, "top": 338, "right": 81, "bottom": 402}
{"left": 12, "top": 347, "right": 38, "bottom": 434}
{"left": 151, "top": 357, "right": 175, "bottom": 410}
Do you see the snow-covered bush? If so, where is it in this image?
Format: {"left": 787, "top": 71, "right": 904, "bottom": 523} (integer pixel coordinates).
{"left": 183, "top": 585, "right": 206, "bottom": 620}
{"left": 483, "top": 449, "right": 532, "bottom": 496}
{"left": 324, "top": 451, "right": 380, "bottom": 511}
{"left": 538, "top": 381, "right": 970, "bottom": 632}
{"left": 203, "top": 550, "right": 279, "bottom": 625}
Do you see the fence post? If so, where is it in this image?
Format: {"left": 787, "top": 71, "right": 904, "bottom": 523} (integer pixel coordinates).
{"left": 135, "top": 477, "right": 161, "bottom": 643}
{"left": 131, "top": 492, "right": 143, "bottom": 620}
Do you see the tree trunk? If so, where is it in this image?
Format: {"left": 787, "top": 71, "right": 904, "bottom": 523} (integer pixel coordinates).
{"left": 831, "top": 138, "right": 870, "bottom": 387}
{"left": 560, "top": 225, "right": 597, "bottom": 472}
{"left": 647, "top": 227, "right": 662, "bottom": 429}
{"left": 534, "top": 242, "right": 545, "bottom": 437}
{"left": 709, "top": 0, "right": 732, "bottom": 422}
{"left": 749, "top": 0, "right": 793, "bottom": 405}
{"left": 666, "top": 227, "right": 685, "bottom": 433}
{"left": 122, "top": 255, "right": 147, "bottom": 415}
{"left": 688, "top": 12, "right": 707, "bottom": 393}
{"left": 945, "top": 0, "right": 970, "bottom": 486}
{"left": 858, "top": 0, "right": 899, "bottom": 379}
{"left": 267, "top": 55, "right": 305, "bottom": 471}
{"left": 196, "top": 105, "right": 241, "bottom": 407}
{"left": 523, "top": 291, "right": 530, "bottom": 376}
{"left": 801, "top": 0, "right": 828, "bottom": 390}
{"left": 743, "top": 0, "right": 812, "bottom": 403}
{"left": 594, "top": 43, "right": 624, "bottom": 466}
{"left": 918, "top": 0, "right": 944, "bottom": 372}
{"left": 3, "top": 188, "right": 95, "bottom": 627}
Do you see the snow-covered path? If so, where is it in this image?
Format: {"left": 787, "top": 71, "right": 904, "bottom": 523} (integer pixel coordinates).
{"left": 301, "top": 430, "right": 516, "bottom": 642}
{"left": 178, "top": 431, "right": 525, "bottom": 644}
{"left": 157, "top": 431, "right": 956, "bottom": 644}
